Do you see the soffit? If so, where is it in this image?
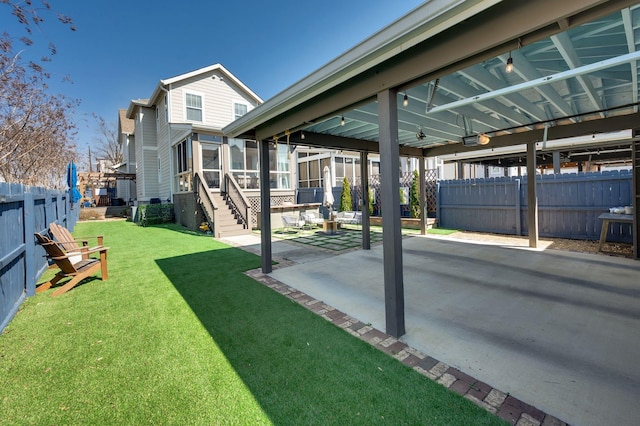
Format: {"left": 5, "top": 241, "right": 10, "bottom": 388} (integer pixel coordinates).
{"left": 223, "top": 0, "right": 640, "bottom": 163}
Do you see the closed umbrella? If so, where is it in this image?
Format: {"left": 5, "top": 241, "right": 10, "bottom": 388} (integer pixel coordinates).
{"left": 323, "top": 166, "right": 334, "bottom": 212}
{"left": 67, "top": 162, "right": 82, "bottom": 204}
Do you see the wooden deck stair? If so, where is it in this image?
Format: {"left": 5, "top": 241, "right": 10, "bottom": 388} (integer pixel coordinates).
{"left": 208, "top": 192, "right": 252, "bottom": 238}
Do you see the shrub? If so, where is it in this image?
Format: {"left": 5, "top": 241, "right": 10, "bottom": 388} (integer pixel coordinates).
{"left": 410, "top": 170, "right": 421, "bottom": 218}
{"left": 138, "top": 204, "right": 174, "bottom": 226}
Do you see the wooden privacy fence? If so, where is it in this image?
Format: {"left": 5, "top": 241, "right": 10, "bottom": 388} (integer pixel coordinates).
{"left": 438, "top": 170, "right": 633, "bottom": 241}
{"left": 0, "top": 183, "right": 77, "bottom": 332}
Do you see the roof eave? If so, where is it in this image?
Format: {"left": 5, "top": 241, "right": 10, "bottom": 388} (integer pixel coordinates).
{"left": 154, "top": 63, "right": 263, "bottom": 106}
{"left": 126, "top": 99, "right": 151, "bottom": 119}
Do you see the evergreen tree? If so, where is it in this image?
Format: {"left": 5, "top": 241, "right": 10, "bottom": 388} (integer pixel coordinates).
{"left": 410, "top": 170, "right": 421, "bottom": 218}
{"left": 368, "top": 187, "right": 374, "bottom": 215}
{"left": 340, "top": 176, "right": 352, "bottom": 211}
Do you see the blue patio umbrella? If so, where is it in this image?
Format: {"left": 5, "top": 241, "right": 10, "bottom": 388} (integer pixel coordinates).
{"left": 67, "top": 162, "right": 82, "bottom": 203}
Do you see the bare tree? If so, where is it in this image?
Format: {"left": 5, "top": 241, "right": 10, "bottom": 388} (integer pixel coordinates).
{"left": 0, "top": 1, "right": 78, "bottom": 187}
{"left": 92, "top": 115, "right": 122, "bottom": 169}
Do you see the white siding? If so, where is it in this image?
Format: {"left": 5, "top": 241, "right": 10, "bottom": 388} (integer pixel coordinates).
{"left": 169, "top": 71, "right": 259, "bottom": 128}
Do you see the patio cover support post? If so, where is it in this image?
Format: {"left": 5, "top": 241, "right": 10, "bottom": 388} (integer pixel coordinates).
{"left": 378, "top": 89, "right": 405, "bottom": 338}
{"left": 527, "top": 142, "right": 539, "bottom": 248}
{"left": 259, "top": 139, "right": 272, "bottom": 273}
{"left": 553, "top": 151, "right": 561, "bottom": 174}
{"left": 633, "top": 139, "right": 639, "bottom": 259}
{"left": 360, "top": 151, "right": 371, "bottom": 249}
{"left": 419, "top": 156, "right": 426, "bottom": 235}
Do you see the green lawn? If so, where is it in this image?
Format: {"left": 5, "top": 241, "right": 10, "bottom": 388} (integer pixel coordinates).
{"left": 0, "top": 220, "right": 503, "bottom": 425}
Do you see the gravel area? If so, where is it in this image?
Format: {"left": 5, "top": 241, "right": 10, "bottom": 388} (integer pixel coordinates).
{"left": 446, "top": 230, "right": 634, "bottom": 257}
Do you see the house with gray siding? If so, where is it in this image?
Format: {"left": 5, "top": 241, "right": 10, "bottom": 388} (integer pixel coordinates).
{"left": 123, "top": 63, "right": 297, "bottom": 236}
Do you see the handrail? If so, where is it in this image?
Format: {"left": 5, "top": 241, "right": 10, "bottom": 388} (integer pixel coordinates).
{"left": 224, "top": 173, "right": 251, "bottom": 229}
{"left": 194, "top": 172, "right": 218, "bottom": 233}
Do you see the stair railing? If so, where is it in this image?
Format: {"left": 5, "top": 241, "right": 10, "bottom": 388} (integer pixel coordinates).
{"left": 194, "top": 172, "right": 218, "bottom": 234}
{"left": 224, "top": 173, "right": 251, "bottom": 229}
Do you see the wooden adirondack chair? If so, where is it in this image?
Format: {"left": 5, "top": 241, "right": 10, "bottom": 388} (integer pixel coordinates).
{"left": 34, "top": 232, "right": 109, "bottom": 297}
{"left": 49, "top": 222, "right": 104, "bottom": 260}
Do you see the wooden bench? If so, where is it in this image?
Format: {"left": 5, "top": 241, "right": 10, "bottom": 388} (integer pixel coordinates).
{"left": 598, "top": 213, "right": 633, "bottom": 252}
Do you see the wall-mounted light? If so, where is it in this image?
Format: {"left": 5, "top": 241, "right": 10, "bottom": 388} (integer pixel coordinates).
{"left": 341, "top": 115, "right": 345, "bottom": 126}
{"left": 403, "top": 93, "right": 409, "bottom": 107}
{"left": 505, "top": 52, "right": 514, "bottom": 73}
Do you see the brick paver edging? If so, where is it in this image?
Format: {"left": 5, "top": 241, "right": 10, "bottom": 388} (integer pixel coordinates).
{"left": 245, "top": 268, "right": 569, "bottom": 426}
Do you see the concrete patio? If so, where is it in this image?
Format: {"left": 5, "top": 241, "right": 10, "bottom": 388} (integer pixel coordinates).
{"left": 227, "top": 233, "right": 640, "bottom": 426}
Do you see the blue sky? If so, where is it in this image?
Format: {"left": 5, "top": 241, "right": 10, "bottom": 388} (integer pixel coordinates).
{"left": 1, "top": 0, "right": 425, "bottom": 151}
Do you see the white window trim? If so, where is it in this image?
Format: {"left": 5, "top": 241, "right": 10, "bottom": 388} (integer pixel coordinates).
{"left": 184, "top": 90, "right": 205, "bottom": 123}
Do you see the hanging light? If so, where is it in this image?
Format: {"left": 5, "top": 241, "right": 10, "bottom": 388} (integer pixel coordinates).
{"left": 300, "top": 131, "right": 305, "bottom": 140}
{"left": 341, "top": 115, "right": 345, "bottom": 126}
{"left": 403, "top": 93, "right": 409, "bottom": 107}
{"left": 505, "top": 52, "right": 514, "bottom": 73}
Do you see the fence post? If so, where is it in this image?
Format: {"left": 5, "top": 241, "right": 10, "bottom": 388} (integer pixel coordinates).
{"left": 515, "top": 179, "right": 521, "bottom": 236}
{"left": 24, "top": 192, "right": 36, "bottom": 296}
{"left": 436, "top": 181, "right": 441, "bottom": 227}
{"left": 57, "top": 193, "right": 64, "bottom": 225}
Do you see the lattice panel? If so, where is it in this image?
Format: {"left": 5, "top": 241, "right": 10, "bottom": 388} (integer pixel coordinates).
{"left": 425, "top": 169, "right": 438, "bottom": 214}
{"left": 351, "top": 170, "right": 437, "bottom": 215}
{"left": 248, "top": 194, "right": 295, "bottom": 228}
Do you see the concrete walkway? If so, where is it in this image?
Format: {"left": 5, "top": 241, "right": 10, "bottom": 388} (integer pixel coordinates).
{"left": 224, "top": 233, "right": 640, "bottom": 426}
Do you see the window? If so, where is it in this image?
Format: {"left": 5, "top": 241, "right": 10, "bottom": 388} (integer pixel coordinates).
{"left": 229, "top": 138, "right": 259, "bottom": 190}
{"left": 297, "top": 153, "right": 330, "bottom": 188}
{"left": 228, "top": 139, "right": 291, "bottom": 190}
{"left": 185, "top": 93, "right": 203, "bottom": 121}
{"left": 298, "top": 162, "right": 309, "bottom": 188}
{"left": 164, "top": 94, "right": 168, "bottom": 122}
{"left": 334, "top": 156, "right": 361, "bottom": 183}
{"left": 234, "top": 103, "right": 248, "bottom": 120}
{"left": 173, "top": 138, "right": 192, "bottom": 192}
{"left": 269, "top": 144, "right": 290, "bottom": 189}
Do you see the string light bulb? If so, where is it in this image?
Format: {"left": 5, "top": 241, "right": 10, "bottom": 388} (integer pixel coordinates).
{"left": 505, "top": 53, "right": 514, "bottom": 73}
{"left": 403, "top": 93, "right": 409, "bottom": 107}
{"left": 341, "top": 115, "right": 345, "bottom": 126}
{"left": 300, "top": 131, "right": 305, "bottom": 140}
